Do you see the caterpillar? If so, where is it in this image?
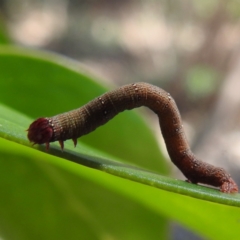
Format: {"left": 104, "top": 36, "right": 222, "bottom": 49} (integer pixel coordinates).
{"left": 27, "top": 82, "right": 238, "bottom": 193}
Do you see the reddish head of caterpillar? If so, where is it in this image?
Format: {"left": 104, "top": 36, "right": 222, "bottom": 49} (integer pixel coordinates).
{"left": 27, "top": 118, "right": 53, "bottom": 150}
{"left": 27, "top": 117, "right": 77, "bottom": 150}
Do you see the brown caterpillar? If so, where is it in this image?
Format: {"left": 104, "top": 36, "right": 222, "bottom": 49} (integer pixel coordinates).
{"left": 27, "top": 82, "right": 238, "bottom": 193}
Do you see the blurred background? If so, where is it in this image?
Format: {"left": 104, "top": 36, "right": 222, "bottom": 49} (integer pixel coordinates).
{"left": 1, "top": 0, "right": 240, "bottom": 239}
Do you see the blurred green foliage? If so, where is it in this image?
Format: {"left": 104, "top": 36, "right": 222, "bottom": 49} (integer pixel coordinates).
{"left": 185, "top": 65, "right": 219, "bottom": 99}
{"left": 0, "top": 19, "right": 10, "bottom": 44}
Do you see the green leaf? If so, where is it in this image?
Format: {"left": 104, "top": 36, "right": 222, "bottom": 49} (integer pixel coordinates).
{"left": 0, "top": 46, "right": 169, "bottom": 240}
{"left": 0, "top": 46, "right": 240, "bottom": 240}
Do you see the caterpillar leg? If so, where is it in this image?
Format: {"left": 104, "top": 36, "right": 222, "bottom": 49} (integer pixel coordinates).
{"left": 59, "top": 140, "right": 64, "bottom": 150}
{"left": 45, "top": 142, "right": 50, "bottom": 151}
{"left": 72, "top": 138, "right": 77, "bottom": 147}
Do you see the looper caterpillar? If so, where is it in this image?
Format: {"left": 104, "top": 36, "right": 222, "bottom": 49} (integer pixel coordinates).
{"left": 27, "top": 82, "right": 238, "bottom": 193}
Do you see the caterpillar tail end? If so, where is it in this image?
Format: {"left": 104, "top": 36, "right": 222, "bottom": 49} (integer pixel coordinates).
{"left": 27, "top": 118, "right": 53, "bottom": 150}
{"left": 220, "top": 177, "right": 239, "bottom": 193}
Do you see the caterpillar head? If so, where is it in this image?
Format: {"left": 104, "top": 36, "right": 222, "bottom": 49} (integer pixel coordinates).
{"left": 27, "top": 118, "right": 53, "bottom": 149}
